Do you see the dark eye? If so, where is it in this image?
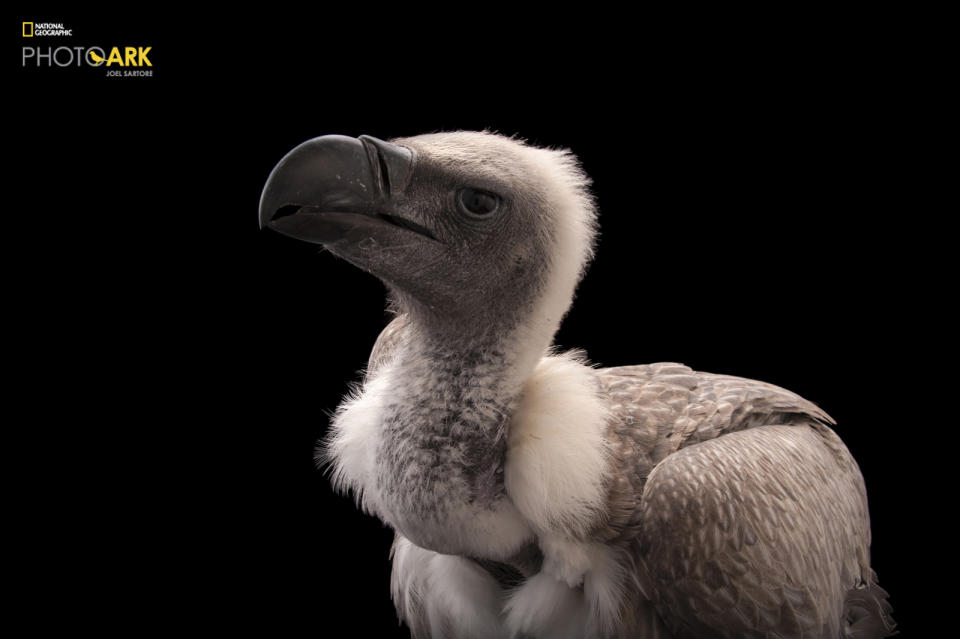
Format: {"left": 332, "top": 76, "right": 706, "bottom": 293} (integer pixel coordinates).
{"left": 458, "top": 188, "right": 500, "bottom": 216}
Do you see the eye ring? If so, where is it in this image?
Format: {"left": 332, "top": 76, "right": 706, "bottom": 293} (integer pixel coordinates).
{"left": 457, "top": 187, "right": 500, "bottom": 217}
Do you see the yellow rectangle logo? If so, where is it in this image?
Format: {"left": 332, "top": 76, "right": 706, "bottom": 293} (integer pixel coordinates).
{"left": 23, "top": 22, "right": 33, "bottom": 37}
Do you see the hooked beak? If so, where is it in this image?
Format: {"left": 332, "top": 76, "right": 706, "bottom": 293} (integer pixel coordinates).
{"left": 259, "top": 134, "right": 433, "bottom": 244}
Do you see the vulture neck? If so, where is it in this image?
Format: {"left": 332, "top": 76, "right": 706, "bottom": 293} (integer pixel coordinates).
{"left": 396, "top": 289, "right": 568, "bottom": 412}
{"left": 409, "top": 320, "right": 550, "bottom": 405}
{"left": 378, "top": 290, "right": 569, "bottom": 513}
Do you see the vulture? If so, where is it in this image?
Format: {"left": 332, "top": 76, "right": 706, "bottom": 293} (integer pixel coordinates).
{"left": 259, "top": 131, "right": 895, "bottom": 638}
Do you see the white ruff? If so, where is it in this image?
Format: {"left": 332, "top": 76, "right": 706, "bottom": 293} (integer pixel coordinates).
{"left": 502, "top": 352, "right": 632, "bottom": 636}
{"left": 320, "top": 365, "right": 393, "bottom": 518}
{"left": 391, "top": 536, "right": 507, "bottom": 639}
{"left": 505, "top": 351, "right": 613, "bottom": 538}
{"left": 504, "top": 572, "right": 589, "bottom": 639}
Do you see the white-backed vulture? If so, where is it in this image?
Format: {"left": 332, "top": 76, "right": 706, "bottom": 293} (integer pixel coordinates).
{"left": 259, "top": 131, "right": 894, "bottom": 638}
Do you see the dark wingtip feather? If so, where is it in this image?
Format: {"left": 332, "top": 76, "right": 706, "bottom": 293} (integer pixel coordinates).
{"left": 843, "top": 581, "right": 897, "bottom": 637}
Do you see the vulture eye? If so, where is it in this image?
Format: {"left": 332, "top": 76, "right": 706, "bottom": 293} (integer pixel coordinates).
{"left": 458, "top": 188, "right": 500, "bottom": 216}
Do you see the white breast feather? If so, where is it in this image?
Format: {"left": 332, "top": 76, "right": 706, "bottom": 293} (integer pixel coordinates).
{"left": 320, "top": 365, "right": 393, "bottom": 517}
{"left": 504, "top": 571, "right": 589, "bottom": 638}
{"left": 391, "top": 535, "right": 506, "bottom": 639}
{"left": 505, "top": 351, "right": 613, "bottom": 538}
{"left": 504, "top": 351, "right": 629, "bottom": 636}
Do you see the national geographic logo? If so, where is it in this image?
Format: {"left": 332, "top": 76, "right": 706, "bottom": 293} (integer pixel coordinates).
{"left": 23, "top": 22, "right": 72, "bottom": 37}
{"left": 21, "top": 21, "right": 154, "bottom": 78}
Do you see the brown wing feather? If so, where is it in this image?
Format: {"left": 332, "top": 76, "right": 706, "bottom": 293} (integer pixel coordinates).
{"left": 588, "top": 363, "right": 891, "bottom": 637}
{"left": 635, "top": 424, "right": 873, "bottom": 638}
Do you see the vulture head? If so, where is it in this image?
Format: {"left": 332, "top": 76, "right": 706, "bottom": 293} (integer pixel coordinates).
{"left": 260, "top": 132, "right": 597, "bottom": 350}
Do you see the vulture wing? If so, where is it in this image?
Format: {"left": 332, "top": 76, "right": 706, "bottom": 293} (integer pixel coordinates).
{"left": 594, "top": 363, "right": 894, "bottom": 638}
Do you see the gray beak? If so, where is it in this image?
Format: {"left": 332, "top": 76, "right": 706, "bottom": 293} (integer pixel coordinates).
{"left": 259, "top": 134, "right": 427, "bottom": 244}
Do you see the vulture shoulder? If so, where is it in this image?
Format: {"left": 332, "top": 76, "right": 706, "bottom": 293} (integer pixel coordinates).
{"left": 508, "top": 359, "right": 845, "bottom": 546}
{"left": 594, "top": 362, "right": 843, "bottom": 542}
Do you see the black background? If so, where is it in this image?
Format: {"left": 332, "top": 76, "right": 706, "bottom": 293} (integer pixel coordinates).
{"left": 14, "top": 11, "right": 926, "bottom": 635}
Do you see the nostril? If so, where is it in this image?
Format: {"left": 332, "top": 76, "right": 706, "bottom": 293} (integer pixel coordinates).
{"left": 377, "top": 149, "right": 391, "bottom": 195}
{"left": 272, "top": 205, "right": 302, "bottom": 221}
{"left": 361, "top": 136, "right": 392, "bottom": 197}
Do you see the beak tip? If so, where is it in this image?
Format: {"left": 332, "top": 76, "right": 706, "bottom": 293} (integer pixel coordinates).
{"left": 258, "top": 186, "right": 282, "bottom": 231}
